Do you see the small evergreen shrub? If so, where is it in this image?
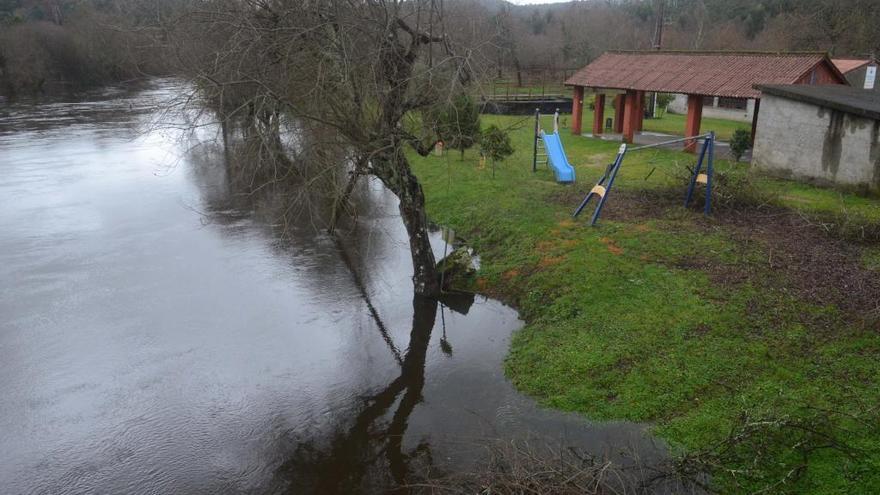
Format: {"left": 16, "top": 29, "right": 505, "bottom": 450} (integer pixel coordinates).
{"left": 729, "top": 128, "right": 752, "bottom": 162}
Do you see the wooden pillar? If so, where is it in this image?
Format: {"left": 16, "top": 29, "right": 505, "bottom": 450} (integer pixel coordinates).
{"left": 592, "top": 94, "right": 606, "bottom": 135}
{"left": 750, "top": 98, "right": 760, "bottom": 145}
{"left": 622, "top": 90, "right": 640, "bottom": 144}
{"left": 635, "top": 91, "right": 645, "bottom": 131}
{"left": 613, "top": 94, "right": 625, "bottom": 133}
{"left": 571, "top": 86, "right": 584, "bottom": 136}
{"left": 684, "top": 94, "right": 703, "bottom": 153}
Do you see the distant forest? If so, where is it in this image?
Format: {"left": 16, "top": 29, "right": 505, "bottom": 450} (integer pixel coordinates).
{"left": 1, "top": 0, "right": 878, "bottom": 96}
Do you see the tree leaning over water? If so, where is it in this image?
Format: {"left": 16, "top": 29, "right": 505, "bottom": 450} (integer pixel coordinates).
{"left": 166, "top": 0, "right": 481, "bottom": 296}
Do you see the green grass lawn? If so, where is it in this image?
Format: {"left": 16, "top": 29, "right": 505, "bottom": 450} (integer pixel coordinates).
{"left": 410, "top": 114, "right": 880, "bottom": 493}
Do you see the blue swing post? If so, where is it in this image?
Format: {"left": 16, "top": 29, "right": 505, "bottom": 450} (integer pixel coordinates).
{"left": 572, "top": 143, "right": 627, "bottom": 226}
{"left": 684, "top": 131, "right": 715, "bottom": 214}
{"left": 705, "top": 133, "right": 714, "bottom": 215}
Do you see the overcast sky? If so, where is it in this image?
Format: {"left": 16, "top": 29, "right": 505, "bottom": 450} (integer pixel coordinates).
{"left": 508, "top": 0, "right": 571, "bottom": 4}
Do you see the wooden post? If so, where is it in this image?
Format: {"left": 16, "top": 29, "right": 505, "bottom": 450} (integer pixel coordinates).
{"left": 635, "top": 91, "right": 645, "bottom": 131}
{"left": 571, "top": 85, "right": 585, "bottom": 136}
{"left": 614, "top": 94, "right": 625, "bottom": 133}
{"left": 622, "top": 90, "right": 640, "bottom": 144}
{"left": 684, "top": 94, "right": 704, "bottom": 153}
{"left": 592, "top": 94, "right": 606, "bottom": 135}
{"left": 750, "top": 98, "right": 761, "bottom": 146}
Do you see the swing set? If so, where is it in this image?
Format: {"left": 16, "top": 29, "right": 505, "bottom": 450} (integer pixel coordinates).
{"left": 530, "top": 108, "right": 716, "bottom": 226}
{"left": 573, "top": 132, "right": 717, "bottom": 226}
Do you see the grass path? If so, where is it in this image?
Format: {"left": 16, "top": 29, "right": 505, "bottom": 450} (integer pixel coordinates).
{"left": 410, "top": 114, "right": 880, "bottom": 493}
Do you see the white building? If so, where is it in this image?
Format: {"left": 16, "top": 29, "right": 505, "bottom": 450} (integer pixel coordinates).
{"left": 668, "top": 94, "right": 756, "bottom": 122}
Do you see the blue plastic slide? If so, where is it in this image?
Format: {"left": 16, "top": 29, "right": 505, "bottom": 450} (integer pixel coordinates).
{"left": 540, "top": 131, "right": 576, "bottom": 183}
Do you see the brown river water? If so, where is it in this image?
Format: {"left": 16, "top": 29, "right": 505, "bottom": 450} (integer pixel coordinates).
{"left": 0, "top": 80, "right": 677, "bottom": 494}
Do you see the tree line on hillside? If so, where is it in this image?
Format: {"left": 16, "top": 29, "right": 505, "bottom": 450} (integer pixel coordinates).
{"left": 0, "top": 0, "right": 174, "bottom": 96}
{"left": 2, "top": 0, "right": 878, "bottom": 97}
{"left": 484, "top": 0, "right": 879, "bottom": 81}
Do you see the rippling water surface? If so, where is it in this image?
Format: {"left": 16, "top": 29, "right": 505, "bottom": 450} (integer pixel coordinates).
{"left": 0, "top": 81, "right": 668, "bottom": 494}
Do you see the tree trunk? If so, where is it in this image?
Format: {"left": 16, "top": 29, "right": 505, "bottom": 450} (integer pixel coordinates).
{"left": 379, "top": 149, "right": 441, "bottom": 297}
{"left": 396, "top": 175, "right": 440, "bottom": 297}
{"left": 514, "top": 59, "right": 523, "bottom": 87}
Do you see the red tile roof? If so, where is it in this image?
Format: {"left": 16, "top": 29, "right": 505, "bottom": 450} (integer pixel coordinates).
{"left": 565, "top": 51, "right": 846, "bottom": 98}
{"left": 831, "top": 58, "right": 872, "bottom": 74}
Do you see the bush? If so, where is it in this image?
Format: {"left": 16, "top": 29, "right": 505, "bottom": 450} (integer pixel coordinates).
{"left": 435, "top": 93, "right": 481, "bottom": 160}
{"left": 654, "top": 93, "right": 674, "bottom": 118}
{"left": 480, "top": 125, "right": 514, "bottom": 163}
{"left": 729, "top": 128, "right": 751, "bottom": 162}
{"left": 479, "top": 125, "right": 514, "bottom": 178}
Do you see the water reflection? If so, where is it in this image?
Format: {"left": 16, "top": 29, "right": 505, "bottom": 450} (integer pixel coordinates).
{"left": 275, "top": 296, "right": 440, "bottom": 493}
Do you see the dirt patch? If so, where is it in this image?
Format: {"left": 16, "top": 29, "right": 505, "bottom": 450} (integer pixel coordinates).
{"left": 535, "top": 240, "right": 556, "bottom": 253}
{"left": 707, "top": 207, "right": 880, "bottom": 328}
{"left": 551, "top": 185, "right": 880, "bottom": 328}
{"left": 538, "top": 255, "right": 566, "bottom": 268}
{"left": 503, "top": 269, "right": 520, "bottom": 280}
{"left": 606, "top": 188, "right": 880, "bottom": 328}
{"left": 548, "top": 187, "right": 679, "bottom": 224}
{"left": 686, "top": 323, "right": 712, "bottom": 339}
{"left": 599, "top": 237, "right": 624, "bottom": 255}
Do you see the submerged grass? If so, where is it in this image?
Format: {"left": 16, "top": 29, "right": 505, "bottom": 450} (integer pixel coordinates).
{"left": 410, "top": 114, "right": 880, "bottom": 493}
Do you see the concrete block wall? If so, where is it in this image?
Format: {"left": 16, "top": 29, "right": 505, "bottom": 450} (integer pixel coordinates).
{"left": 752, "top": 94, "right": 880, "bottom": 189}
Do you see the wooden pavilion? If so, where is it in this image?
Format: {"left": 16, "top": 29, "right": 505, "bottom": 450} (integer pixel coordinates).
{"left": 565, "top": 51, "right": 848, "bottom": 151}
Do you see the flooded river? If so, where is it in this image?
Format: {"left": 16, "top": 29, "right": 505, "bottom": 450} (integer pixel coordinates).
{"left": 0, "top": 81, "right": 670, "bottom": 494}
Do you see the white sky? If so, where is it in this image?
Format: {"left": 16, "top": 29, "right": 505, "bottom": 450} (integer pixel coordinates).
{"left": 507, "top": 0, "right": 571, "bottom": 4}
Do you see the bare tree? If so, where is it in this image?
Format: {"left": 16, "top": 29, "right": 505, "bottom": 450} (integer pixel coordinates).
{"left": 162, "top": 1, "right": 483, "bottom": 297}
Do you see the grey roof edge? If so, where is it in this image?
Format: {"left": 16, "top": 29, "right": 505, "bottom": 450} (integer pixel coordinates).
{"left": 755, "top": 84, "right": 880, "bottom": 121}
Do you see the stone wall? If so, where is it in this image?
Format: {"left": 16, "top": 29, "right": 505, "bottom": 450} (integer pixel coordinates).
{"left": 752, "top": 94, "right": 880, "bottom": 189}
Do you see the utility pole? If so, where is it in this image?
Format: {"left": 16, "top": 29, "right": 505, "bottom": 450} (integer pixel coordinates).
{"left": 648, "top": 0, "right": 665, "bottom": 118}
{"left": 652, "top": 0, "right": 665, "bottom": 50}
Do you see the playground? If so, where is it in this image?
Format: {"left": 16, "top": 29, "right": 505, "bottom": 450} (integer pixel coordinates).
{"left": 409, "top": 113, "right": 880, "bottom": 493}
